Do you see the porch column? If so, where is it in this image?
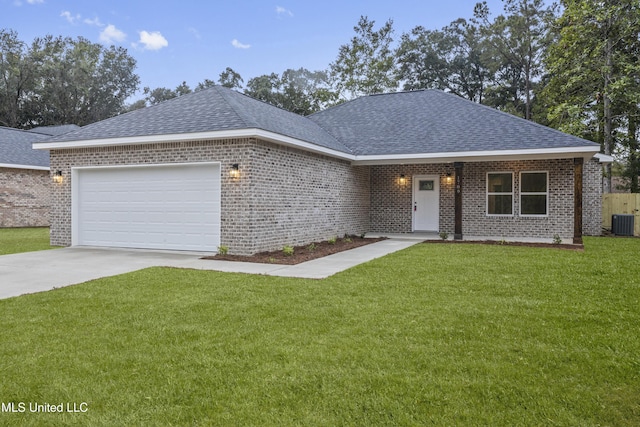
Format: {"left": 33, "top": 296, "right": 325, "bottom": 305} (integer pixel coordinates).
{"left": 573, "top": 157, "right": 584, "bottom": 244}
{"left": 454, "top": 162, "right": 463, "bottom": 240}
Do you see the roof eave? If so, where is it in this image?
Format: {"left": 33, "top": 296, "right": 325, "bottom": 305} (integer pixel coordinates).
{"left": 351, "top": 146, "right": 601, "bottom": 165}
{"left": 0, "top": 163, "right": 49, "bottom": 171}
{"left": 32, "top": 128, "right": 356, "bottom": 162}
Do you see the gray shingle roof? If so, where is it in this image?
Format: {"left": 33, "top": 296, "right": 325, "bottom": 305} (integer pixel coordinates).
{"left": 39, "top": 86, "right": 599, "bottom": 158}
{"left": 45, "top": 86, "right": 352, "bottom": 153}
{"left": 309, "top": 89, "right": 600, "bottom": 155}
{"left": 29, "top": 124, "right": 80, "bottom": 136}
{"left": 0, "top": 127, "right": 51, "bottom": 168}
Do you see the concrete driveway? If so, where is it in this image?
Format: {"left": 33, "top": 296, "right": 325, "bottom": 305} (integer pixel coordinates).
{"left": 0, "top": 239, "right": 420, "bottom": 300}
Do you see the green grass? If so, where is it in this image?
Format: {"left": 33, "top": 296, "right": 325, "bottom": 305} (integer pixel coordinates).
{"left": 0, "top": 227, "right": 57, "bottom": 255}
{"left": 1, "top": 237, "right": 639, "bottom": 426}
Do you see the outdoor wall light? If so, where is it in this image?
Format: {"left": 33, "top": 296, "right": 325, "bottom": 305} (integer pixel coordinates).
{"left": 229, "top": 163, "right": 240, "bottom": 178}
{"left": 399, "top": 174, "right": 406, "bottom": 185}
{"left": 53, "top": 170, "right": 63, "bottom": 184}
{"left": 446, "top": 173, "right": 453, "bottom": 184}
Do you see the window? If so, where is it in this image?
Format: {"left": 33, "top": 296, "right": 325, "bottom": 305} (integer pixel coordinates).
{"left": 520, "top": 171, "right": 548, "bottom": 216}
{"left": 487, "top": 172, "right": 513, "bottom": 215}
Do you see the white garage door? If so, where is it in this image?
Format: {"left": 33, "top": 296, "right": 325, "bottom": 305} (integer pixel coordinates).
{"left": 74, "top": 163, "right": 220, "bottom": 252}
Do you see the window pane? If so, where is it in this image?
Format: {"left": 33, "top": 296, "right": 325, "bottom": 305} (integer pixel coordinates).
{"left": 522, "top": 195, "right": 547, "bottom": 215}
{"left": 521, "top": 172, "right": 547, "bottom": 192}
{"left": 488, "top": 173, "right": 512, "bottom": 192}
{"left": 488, "top": 195, "right": 513, "bottom": 215}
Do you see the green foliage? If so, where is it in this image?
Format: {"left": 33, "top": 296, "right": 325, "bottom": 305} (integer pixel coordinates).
{"left": 0, "top": 30, "right": 140, "bottom": 128}
{"left": 217, "top": 245, "right": 229, "bottom": 255}
{"left": 330, "top": 16, "right": 398, "bottom": 100}
{"left": 541, "top": 0, "right": 640, "bottom": 190}
{"left": 396, "top": 19, "right": 489, "bottom": 103}
{"left": 439, "top": 231, "right": 449, "bottom": 240}
{"left": 282, "top": 245, "right": 294, "bottom": 256}
{"left": 306, "top": 243, "right": 316, "bottom": 252}
{"left": 327, "top": 236, "right": 337, "bottom": 245}
{"left": 244, "top": 68, "right": 337, "bottom": 115}
{"left": 552, "top": 234, "right": 562, "bottom": 245}
{"left": 0, "top": 238, "right": 638, "bottom": 425}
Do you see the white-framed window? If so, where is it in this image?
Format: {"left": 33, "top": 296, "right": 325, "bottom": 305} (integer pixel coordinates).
{"left": 520, "top": 171, "right": 548, "bottom": 216}
{"left": 487, "top": 172, "right": 513, "bottom": 216}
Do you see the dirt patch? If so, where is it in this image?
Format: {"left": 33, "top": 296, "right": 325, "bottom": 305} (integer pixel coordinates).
{"left": 422, "top": 239, "right": 584, "bottom": 251}
{"left": 202, "top": 236, "right": 387, "bottom": 265}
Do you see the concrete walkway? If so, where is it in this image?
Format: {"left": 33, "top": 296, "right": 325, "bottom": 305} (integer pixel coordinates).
{"left": 0, "top": 239, "right": 420, "bottom": 299}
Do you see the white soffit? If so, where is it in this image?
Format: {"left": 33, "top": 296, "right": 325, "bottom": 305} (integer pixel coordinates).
{"left": 33, "top": 129, "right": 600, "bottom": 165}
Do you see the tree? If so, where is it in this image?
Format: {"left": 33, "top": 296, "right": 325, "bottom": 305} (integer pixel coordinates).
{"left": 0, "top": 31, "right": 139, "bottom": 127}
{"left": 474, "top": 0, "right": 557, "bottom": 120}
{"left": 396, "top": 18, "right": 490, "bottom": 103}
{"left": 143, "top": 81, "right": 192, "bottom": 105}
{"left": 329, "top": 16, "right": 398, "bottom": 99}
{"left": 244, "top": 68, "right": 336, "bottom": 115}
{"left": 542, "top": 0, "right": 640, "bottom": 192}
{"left": 0, "top": 30, "right": 34, "bottom": 128}
{"left": 217, "top": 67, "right": 243, "bottom": 89}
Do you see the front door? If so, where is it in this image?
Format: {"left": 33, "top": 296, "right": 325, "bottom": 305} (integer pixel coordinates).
{"left": 413, "top": 175, "right": 440, "bottom": 231}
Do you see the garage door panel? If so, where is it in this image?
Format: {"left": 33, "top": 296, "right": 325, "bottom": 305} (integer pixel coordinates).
{"left": 75, "top": 163, "right": 221, "bottom": 252}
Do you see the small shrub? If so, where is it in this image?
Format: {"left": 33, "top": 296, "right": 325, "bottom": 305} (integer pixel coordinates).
{"left": 328, "top": 236, "right": 337, "bottom": 245}
{"left": 498, "top": 239, "right": 507, "bottom": 245}
{"left": 268, "top": 257, "right": 277, "bottom": 263}
{"left": 283, "top": 246, "right": 294, "bottom": 256}
{"left": 343, "top": 236, "right": 352, "bottom": 243}
{"left": 439, "top": 231, "right": 448, "bottom": 240}
{"left": 360, "top": 232, "right": 366, "bottom": 239}
{"left": 307, "top": 243, "right": 316, "bottom": 252}
{"left": 217, "top": 245, "right": 229, "bottom": 255}
{"left": 552, "top": 234, "right": 562, "bottom": 245}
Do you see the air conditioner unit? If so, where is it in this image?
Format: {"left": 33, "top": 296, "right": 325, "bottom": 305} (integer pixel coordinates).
{"left": 612, "top": 214, "right": 634, "bottom": 236}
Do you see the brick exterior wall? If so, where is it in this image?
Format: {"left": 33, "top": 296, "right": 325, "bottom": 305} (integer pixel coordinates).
{"left": 370, "top": 164, "right": 455, "bottom": 233}
{"left": 0, "top": 167, "right": 50, "bottom": 227}
{"left": 49, "top": 138, "right": 369, "bottom": 255}
{"left": 370, "top": 158, "right": 602, "bottom": 241}
{"left": 462, "top": 159, "right": 574, "bottom": 240}
{"left": 583, "top": 157, "right": 603, "bottom": 236}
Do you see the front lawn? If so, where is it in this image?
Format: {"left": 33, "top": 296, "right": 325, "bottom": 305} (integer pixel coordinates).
{"left": 0, "top": 237, "right": 638, "bottom": 426}
{"left": 0, "top": 227, "right": 56, "bottom": 255}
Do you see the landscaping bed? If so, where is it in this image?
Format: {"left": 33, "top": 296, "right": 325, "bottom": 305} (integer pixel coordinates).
{"left": 203, "top": 235, "right": 386, "bottom": 264}
{"left": 423, "top": 239, "right": 584, "bottom": 251}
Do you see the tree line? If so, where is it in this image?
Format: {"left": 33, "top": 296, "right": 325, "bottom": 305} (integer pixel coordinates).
{"left": 1, "top": 0, "right": 639, "bottom": 191}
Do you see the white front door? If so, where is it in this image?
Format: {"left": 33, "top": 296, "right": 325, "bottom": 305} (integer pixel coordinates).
{"left": 413, "top": 175, "right": 440, "bottom": 231}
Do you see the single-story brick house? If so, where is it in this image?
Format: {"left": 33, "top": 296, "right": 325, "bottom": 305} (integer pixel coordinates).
{"left": 34, "top": 87, "right": 608, "bottom": 255}
{"left": 0, "top": 125, "right": 78, "bottom": 227}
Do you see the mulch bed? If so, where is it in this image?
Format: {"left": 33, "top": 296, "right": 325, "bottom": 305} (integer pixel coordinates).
{"left": 422, "top": 239, "right": 584, "bottom": 251}
{"left": 202, "top": 236, "right": 387, "bottom": 265}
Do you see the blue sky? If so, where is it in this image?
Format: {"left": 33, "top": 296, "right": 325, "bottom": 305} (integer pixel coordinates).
{"left": 2, "top": 0, "right": 511, "bottom": 100}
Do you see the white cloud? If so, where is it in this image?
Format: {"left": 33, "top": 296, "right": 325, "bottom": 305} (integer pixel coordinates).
{"left": 27, "top": 0, "right": 44, "bottom": 4}
{"left": 100, "top": 24, "right": 126, "bottom": 44}
{"left": 84, "top": 17, "right": 103, "bottom": 27}
{"left": 60, "top": 11, "right": 81, "bottom": 24}
{"left": 276, "top": 6, "right": 293, "bottom": 17}
{"left": 231, "top": 39, "right": 250, "bottom": 49}
{"left": 137, "top": 31, "right": 168, "bottom": 51}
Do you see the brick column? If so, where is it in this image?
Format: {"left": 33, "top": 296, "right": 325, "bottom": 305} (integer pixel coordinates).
{"left": 454, "top": 162, "right": 463, "bottom": 240}
{"left": 574, "top": 157, "right": 584, "bottom": 244}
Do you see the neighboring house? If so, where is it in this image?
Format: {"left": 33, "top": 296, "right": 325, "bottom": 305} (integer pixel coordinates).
{"left": 34, "top": 87, "right": 608, "bottom": 255}
{"left": 0, "top": 125, "right": 80, "bottom": 227}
